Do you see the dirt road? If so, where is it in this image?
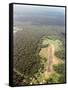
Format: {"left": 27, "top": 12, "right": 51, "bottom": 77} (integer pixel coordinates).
{"left": 47, "top": 44, "right": 54, "bottom": 72}
{"left": 39, "top": 43, "right": 63, "bottom": 78}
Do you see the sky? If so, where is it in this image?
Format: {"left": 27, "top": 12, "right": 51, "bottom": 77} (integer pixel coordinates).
{"left": 13, "top": 4, "right": 65, "bottom": 26}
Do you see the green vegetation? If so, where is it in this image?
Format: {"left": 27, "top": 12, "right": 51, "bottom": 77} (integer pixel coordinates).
{"left": 41, "top": 36, "right": 63, "bottom": 51}
{"left": 55, "top": 48, "right": 65, "bottom": 60}
{"left": 13, "top": 25, "right": 65, "bottom": 85}
{"left": 53, "top": 63, "right": 65, "bottom": 83}
{"left": 46, "top": 72, "right": 60, "bottom": 83}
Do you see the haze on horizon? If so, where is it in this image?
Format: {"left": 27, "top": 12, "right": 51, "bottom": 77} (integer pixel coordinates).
{"left": 13, "top": 4, "right": 65, "bottom": 27}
